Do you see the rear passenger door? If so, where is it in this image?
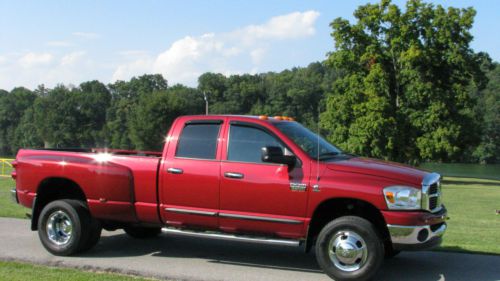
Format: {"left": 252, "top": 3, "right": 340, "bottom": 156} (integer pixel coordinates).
{"left": 160, "top": 120, "right": 222, "bottom": 229}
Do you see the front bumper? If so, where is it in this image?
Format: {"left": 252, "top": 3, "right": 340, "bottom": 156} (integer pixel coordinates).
{"left": 384, "top": 206, "right": 448, "bottom": 251}
{"left": 388, "top": 222, "right": 446, "bottom": 250}
{"left": 11, "top": 188, "right": 18, "bottom": 204}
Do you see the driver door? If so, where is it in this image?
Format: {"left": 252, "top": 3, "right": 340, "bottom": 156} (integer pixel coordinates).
{"left": 219, "top": 122, "right": 308, "bottom": 238}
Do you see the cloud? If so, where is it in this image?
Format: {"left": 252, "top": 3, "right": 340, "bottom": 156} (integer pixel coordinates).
{"left": 73, "top": 32, "right": 99, "bottom": 39}
{"left": 18, "top": 52, "right": 54, "bottom": 68}
{"left": 46, "top": 41, "right": 73, "bottom": 47}
{"left": 0, "top": 51, "right": 96, "bottom": 90}
{"left": 236, "top": 10, "right": 320, "bottom": 41}
{"left": 60, "top": 51, "right": 86, "bottom": 66}
{"left": 112, "top": 10, "right": 320, "bottom": 85}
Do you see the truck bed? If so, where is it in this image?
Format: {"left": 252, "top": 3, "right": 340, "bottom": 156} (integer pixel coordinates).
{"left": 14, "top": 148, "right": 163, "bottom": 224}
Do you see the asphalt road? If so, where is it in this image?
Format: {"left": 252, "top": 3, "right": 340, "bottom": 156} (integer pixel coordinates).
{"left": 0, "top": 218, "right": 499, "bottom": 281}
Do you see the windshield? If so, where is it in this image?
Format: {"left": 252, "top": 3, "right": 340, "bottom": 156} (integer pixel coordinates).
{"left": 274, "top": 121, "right": 342, "bottom": 160}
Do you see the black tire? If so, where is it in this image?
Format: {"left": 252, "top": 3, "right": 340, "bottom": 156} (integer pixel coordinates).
{"left": 37, "top": 199, "right": 91, "bottom": 256}
{"left": 73, "top": 201, "right": 102, "bottom": 252}
{"left": 124, "top": 226, "right": 162, "bottom": 239}
{"left": 315, "top": 216, "right": 384, "bottom": 281}
{"left": 81, "top": 218, "right": 102, "bottom": 251}
{"left": 384, "top": 246, "right": 401, "bottom": 259}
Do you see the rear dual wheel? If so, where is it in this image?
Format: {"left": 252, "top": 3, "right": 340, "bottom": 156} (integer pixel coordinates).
{"left": 315, "top": 216, "right": 384, "bottom": 281}
{"left": 38, "top": 199, "right": 102, "bottom": 256}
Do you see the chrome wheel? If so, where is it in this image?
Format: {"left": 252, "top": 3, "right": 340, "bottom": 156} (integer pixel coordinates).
{"left": 46, "top": 210, "right": 73, "bottom": 246}
{"left": 328, "top": 230, "right": 368, "bottom": 272}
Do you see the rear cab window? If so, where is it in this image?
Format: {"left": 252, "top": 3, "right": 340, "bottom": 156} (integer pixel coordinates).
{"left": 175, "top": 121, "right": 221, "bottom": 160}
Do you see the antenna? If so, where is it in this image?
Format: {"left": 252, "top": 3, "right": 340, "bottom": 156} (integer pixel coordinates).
{"left": 203, "top": 91, "right": 208, "bottom": 115}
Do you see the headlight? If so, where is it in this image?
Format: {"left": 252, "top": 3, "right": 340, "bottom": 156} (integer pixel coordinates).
{"left": 383, "top": 186, "right": 422, "bottom": 210}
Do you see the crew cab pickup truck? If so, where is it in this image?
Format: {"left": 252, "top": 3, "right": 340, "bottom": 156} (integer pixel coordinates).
{"left": 11, "top": 115, "right": 447, "bottom": 281}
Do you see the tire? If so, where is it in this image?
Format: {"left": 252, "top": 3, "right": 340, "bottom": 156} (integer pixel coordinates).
{"left": 74, "top": 201, "right": 102, "bottom": 252}
{"left": 124, "top": 226, "right": 162, "bottom": 239}
{"left": 81, "top": 218, "right": 102, "bottom": 251}
{"left": 37, "top": 199, "right": 91, "bottom": 256}
{"left": 384, "top": 246, "right": 401, "bottom": 259}
{"left": 315, "top": 216, "right": 384, "bottom": 281}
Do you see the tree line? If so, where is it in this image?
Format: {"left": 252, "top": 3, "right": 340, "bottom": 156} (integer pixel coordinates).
{"left": 0, "top": 0, "right": 498, "bottom": 164}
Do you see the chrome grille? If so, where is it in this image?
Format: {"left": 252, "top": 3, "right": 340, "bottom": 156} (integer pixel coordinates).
{"left": 422, "top": 173, "right": 442, "bottom": 213}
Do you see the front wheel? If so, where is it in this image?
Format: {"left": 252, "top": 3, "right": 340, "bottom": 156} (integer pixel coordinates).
{"left": 315, "top": 216, "right": 383, "bottom": 281}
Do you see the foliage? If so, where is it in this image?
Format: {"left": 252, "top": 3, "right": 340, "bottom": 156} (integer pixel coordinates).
{"left": 0, "top": 0, "right": 498, "bottom": 164}
{"left": 472, "top": 63, "right": 500, "bottom": 163}
{"left": 321, "top": 0, "right": 489, "bottom": 163}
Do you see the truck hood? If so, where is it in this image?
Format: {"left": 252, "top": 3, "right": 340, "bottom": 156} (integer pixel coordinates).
{"left": 326, "top": 157, "right": 426, "bottom": 186}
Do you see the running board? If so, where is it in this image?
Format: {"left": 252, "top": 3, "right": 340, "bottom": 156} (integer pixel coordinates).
{"left": 162, "top": 227, "right": 302, "bottom": 247}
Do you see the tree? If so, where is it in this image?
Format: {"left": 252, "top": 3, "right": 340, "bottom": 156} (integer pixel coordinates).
{"left": 0, "top": 87, "right": 36, "bottom": 155}
{"left": 321, "top": 0, "right": 489, "bottom": 163}
{"left": 473, "top": 63, "right": 500, "bottom": 163}
{"left": 128, "top": 85, "right": 204, "bottom": 151}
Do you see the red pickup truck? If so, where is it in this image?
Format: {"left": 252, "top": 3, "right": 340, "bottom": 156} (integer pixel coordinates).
{"left": 11, "top": 115, "right": 447, "bottom": 281}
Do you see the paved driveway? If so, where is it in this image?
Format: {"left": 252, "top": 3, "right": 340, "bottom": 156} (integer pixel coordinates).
{"left": 1, "top": 218, "right": 499, "bottom": 281}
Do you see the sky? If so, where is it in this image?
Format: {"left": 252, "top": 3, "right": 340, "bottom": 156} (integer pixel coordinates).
{"left": 0, "top": 0, "right": 499, "bottom": 91}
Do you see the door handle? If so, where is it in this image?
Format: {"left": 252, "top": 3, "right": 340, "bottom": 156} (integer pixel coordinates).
{"left": 167, "top": 167, "right": 183, "bottom": 174}
{"left": 224, "top": 172, "right": 244, "bottom": 179}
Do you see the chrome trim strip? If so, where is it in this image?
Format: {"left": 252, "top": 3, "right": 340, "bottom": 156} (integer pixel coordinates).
{"left": 165, "top": 208, "right": 217, "bottom": 216}
{"left": 219, "top": 212, "right": 303, "bottom": 224}
{"left": 10, "top": 188, "right": 18, "bottom": 204}
{"left": 162, "top": 227, "right": 301, "bottom": 246}
{"left": 387, "top": 223, "right": 446, "bottom": 245}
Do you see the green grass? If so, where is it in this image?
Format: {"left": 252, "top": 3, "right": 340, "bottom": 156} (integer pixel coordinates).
{"left": 0, "top": 260, "right": 156, "bottom": 281}
{"left": 1, "top": 176, "right": 499, "bottom": 255}
{"left": 0, "top": 178, "right": 28, "bottom": 219}
{"left": 438, "top": 177, "right": 500, "bottom": 255}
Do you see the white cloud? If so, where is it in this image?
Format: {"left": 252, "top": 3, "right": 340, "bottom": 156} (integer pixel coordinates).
{"left": 237, "top": 10, "right": 320, "bottom": 41}
{"left": 112, "top": 10, "right": 320, "bottom": 85}
{"left": 46, "top": 41, "right": 73, "bottom": 47}
{"left": 18, "top": 52, "right": 54, "bottom": 68}
{"left": 0, "top": 51, "right": 97, "bottom": 90}
{"left": 73, "top": 32, "right": 99, "bottom": 39}
{"left": 118, "top": 50, "right": 150, "bottom": 57}
{"left": 61, "top": 51, "right": 86, "bottom": 66}
{"left": 112, "top": 58, "right": 154, "bottom": 82}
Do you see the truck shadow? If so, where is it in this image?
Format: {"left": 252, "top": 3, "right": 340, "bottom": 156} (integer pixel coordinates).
{"left": 81, "top": 232, "right": 500, "bottom": 281}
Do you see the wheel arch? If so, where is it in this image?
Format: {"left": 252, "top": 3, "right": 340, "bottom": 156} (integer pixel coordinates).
{"left": 305, "top": 197, "right": 390, "bottom": 252}
{"left": 31, "top": 177, "right": 87, "bottom": 231}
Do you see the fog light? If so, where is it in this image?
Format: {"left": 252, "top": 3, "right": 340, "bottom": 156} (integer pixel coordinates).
{"left": 417, "top": 229, "right": 429, "bottom": 242}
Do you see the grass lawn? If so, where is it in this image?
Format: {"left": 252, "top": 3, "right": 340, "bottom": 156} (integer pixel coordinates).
{"left": 1, "top": 176, "right": 499, "bottom": 255}
{"left": 0, "top": 260, "right": 156, "bottom": 281}
{"left": 0, "top": 177, "right": 28, "bottom": 219}
{"left": 438, "top": 177, "right": 500, "bottom": 255}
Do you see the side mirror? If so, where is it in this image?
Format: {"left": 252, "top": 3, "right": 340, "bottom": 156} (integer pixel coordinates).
{"left": 261, "top": 146, "right": 296, "bottom": 167}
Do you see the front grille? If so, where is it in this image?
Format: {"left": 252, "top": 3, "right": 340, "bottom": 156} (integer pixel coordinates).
{"left": 429, "top": 183, "right": 438, "bottom": 194}
{"left": 429, "top": 196, "right": 438, "bottom": 210}
{"left": 422, "top": 173, "right": 442, "bottom": 213}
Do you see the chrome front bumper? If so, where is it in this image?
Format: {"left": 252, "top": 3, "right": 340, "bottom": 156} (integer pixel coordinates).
{"left": 11, "top": 188, "right": 18, "bottom": 204}
{"left": 388, "top": 223, "right": 447, "bottom": 250}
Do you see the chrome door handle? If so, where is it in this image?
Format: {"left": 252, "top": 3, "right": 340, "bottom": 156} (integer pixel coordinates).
{"left": 167, "top": 168, "right": 183, "bottom": 174}
{"left": 224, "top": 172, "right": 244, "bottom": 179}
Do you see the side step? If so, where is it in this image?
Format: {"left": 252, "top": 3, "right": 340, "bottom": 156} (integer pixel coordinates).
{"left": 162, "top": 227, "right": 302, "bottom": 247}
